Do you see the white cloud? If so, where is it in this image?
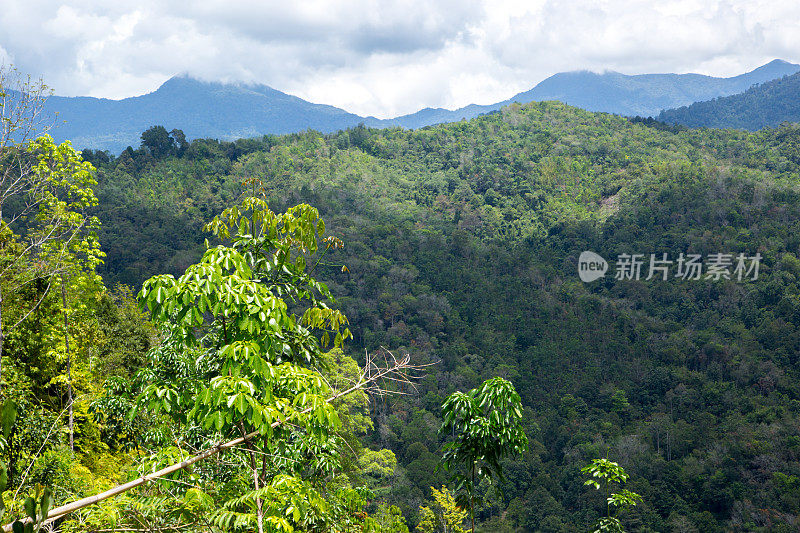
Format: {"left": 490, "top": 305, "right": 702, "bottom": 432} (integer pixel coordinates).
{"left": 0, "top": 45, "right": 12, "bottom": 66}
{"left": 1, "top": 0, "right": 799, "bottom": 117}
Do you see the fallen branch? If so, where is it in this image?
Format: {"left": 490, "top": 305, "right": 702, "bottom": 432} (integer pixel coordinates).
{"left": 4, "top": 349, "right": 429, "bottom": 531}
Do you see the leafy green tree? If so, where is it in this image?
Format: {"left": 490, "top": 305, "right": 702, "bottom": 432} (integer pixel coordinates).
{"left": 137, "top": 197, "right": 363, "bottom": 532}
{"left": 2, "top": 67, "right": 101, "bottom": 401}
{"left": 31, "top": 136, "right": 104, "bottom": 454}
{"left": 439, "top": 378, "right": 528, "bottom": 532}
{"left": 169, "top": 128, "right": 188, "bottom": 157}
{"left": 0, "top": 134, "right": 100, "bottom": 397}
{"left": 370, "top": 503, "right": 410, "bottom": 533}
{"left": 139, "top": 126, "right": 175, "bottom": 159}
{"left": 582, "top": 458, "right": 642, "bottom": 532}
{"left": 416, "top": 486, "right": 467, "bottom": 533}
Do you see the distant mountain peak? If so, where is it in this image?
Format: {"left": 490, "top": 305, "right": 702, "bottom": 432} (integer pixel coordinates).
{"left": 741, "top": 58, "right": 797, "bottom": 77}
{"left": 40, "top": 59, "right": 800, "bottom": 152}
{"left": 657, "top": 70, "right": 800, "bottom": 130}
{"left": 764, "top": 58, "right": 792, "bottom": 65}
{"left": 156, "top": 75, "right": 277, "bottom": 94}
{"left": 153, "top": 74, "right": 214, "bottom": 93}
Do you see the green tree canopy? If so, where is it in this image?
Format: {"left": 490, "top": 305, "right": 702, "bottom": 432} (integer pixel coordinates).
{"left": 439, "top": 377, "right": 528, "bottom": 532}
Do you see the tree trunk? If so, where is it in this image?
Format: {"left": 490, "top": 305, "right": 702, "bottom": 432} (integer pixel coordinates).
{"left": 7, "top": 425, "right": 13, "bottom": 488}
{"left": 240, "top": 423, "right": 264, "bottom": 533}
{"left": 61, "top": 277, "right": 73, "bottom": 453}
{"left": 471, "top": 462, "right": 475, "bottom": 533}
{"left": 0, "top": 281, "right": 4, "bottom": 397}
{"left": 252, "top": 465, "right": 264, "bottom": 533}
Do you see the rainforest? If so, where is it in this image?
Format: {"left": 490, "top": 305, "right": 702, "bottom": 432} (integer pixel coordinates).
{"left": 4, "top": 92, "right": 800, "bottom": 532}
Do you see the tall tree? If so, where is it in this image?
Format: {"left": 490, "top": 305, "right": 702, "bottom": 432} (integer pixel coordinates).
{"left": 0, "top": 67, "right": 50, "bottom": 395}
{"left": 138, "top": 197, "right": 361, "bottom": 532}
{"left": 0, "top": 127, "right": 101, "bottom": 395}
{"left": 439, "top": 377, "right": 528, "bottom": 532}
{"left": 169, "top": 128, "right": 188, "bottom": 157}
{"left": 140, "top": 125, "right": 175, "bottom": 159}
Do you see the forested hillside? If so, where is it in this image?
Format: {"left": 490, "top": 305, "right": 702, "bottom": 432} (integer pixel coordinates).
{"left": 52, "top": 102, "right": 800, "bottom": 531}
{"left": 7, "top": 96, "right": 800, "bottom": 531}
{"left": 657, "top": 71, "right": 800, "bottom": 130}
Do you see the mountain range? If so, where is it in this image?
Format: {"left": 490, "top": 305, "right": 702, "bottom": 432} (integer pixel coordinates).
{"left": 657, "top": 70, "right": 800, "bottom": 130}
{"left": 41, "top": 59, "right": 800, "bottom": 153}
{"left": 393, "top": 59, "right": 800, "bottom": 127}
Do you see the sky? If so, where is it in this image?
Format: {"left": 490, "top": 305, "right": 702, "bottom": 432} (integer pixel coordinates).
{"left": 1, "top": 0, "right": 799, "bottom": 118}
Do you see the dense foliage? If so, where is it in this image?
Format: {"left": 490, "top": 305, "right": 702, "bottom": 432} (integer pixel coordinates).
{"left": 8, "top": 97, "right": 800, "bottom": 531}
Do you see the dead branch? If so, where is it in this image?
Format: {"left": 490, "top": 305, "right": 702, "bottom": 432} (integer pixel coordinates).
{"left": 360, "top": 346, "right": 432, "bottom": 397}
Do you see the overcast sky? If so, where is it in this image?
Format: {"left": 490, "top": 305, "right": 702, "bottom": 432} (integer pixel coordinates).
{"left": 1, "top": 0, "right": 799, "bottom": 118}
